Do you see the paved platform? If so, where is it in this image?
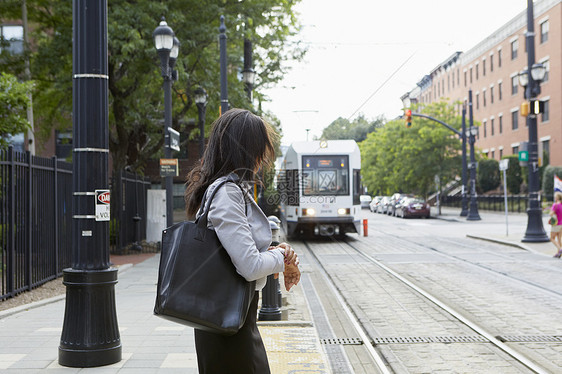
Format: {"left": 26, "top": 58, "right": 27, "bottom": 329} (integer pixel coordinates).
{"left": 0, "top": 254, "right": 330, "bottom": 373}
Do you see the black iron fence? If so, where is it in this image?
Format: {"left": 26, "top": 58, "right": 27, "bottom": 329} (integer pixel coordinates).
{"left": 111, "top": 169, "right": 151, "bottom": 254}
{"left": 1, "top": 147, "right": 73, "bottom": 301}
{"left": 441, "top": 194, "right": 529, "bottom": 213}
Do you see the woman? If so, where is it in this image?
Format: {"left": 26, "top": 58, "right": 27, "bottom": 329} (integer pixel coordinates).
{"left": 550, "top": 192, "right": 562, "bottom": 258}
{"left": 184, "top": 108, "right": 301, "bottom": 373}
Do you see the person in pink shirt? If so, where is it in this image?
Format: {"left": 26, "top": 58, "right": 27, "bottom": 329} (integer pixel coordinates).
{"left": 550, "top": 192, "right": 562, "bottom": 258}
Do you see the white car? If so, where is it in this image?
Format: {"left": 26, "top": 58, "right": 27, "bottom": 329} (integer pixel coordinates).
{"left": 360, "top": 195, "right": 372, "bottom": 209}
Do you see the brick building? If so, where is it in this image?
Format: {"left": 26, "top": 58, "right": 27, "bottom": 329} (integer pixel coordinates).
{"left": 401, "top": 0, "right": 561, "bottom": 165}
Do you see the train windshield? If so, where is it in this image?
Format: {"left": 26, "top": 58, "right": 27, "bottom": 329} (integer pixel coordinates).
{"left": 301, "top": 155, "right": 349, "bottom": 196}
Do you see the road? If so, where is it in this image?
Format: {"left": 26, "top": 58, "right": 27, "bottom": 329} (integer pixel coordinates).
{"left": 292, "top": 208, "right": 562, "bottom": 373}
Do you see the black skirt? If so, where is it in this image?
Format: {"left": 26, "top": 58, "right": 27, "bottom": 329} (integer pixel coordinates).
{"left": 195, "top": 291, "right": 270, "bottom": 374}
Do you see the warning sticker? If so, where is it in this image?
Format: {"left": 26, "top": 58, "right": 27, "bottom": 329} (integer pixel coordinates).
{"left": 95, "top": 189, "right": 110, "bottom": 221}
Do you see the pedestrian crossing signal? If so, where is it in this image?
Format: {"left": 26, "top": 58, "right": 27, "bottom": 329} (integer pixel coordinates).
{"left": 405, "top": 109, "right": 412, "bottom": 128}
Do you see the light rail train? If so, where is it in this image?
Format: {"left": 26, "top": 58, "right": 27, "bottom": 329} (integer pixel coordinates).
{"left": 278, "top": 140, "right": 362, "bottom": 237}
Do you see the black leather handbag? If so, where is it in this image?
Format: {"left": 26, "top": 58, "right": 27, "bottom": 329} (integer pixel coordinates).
{"left": 154, "top": 179, "right": 256, "bottom": 335}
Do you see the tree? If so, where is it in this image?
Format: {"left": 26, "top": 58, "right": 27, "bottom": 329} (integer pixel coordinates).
{"left": 542, "top": 165, "right": 562, "bottom": 199}
{"left": 321, "top": 114, "right": 384, "bottom": 142}
{"left": 359, "top": 101, "right": 462, "bottom": 197}
{"left": 0, "top": 73, "right": 32, "bottom": 148}
{"left": 477, "top": 158, "right": 500, "bottom": 193}
{"left": 0, "top": 0, "right": 304, "bottom": 174}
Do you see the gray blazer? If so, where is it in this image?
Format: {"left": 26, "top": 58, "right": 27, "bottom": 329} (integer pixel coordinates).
{"left": 198, "top": 176, "right": 285, "bottom": 290}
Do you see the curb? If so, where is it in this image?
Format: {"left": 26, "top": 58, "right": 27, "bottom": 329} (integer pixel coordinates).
{"left": 466, "top": 234, "right": 540, "bottom": 254}
{"left": 0, "top": 264, "right": 134, "bottom": 320}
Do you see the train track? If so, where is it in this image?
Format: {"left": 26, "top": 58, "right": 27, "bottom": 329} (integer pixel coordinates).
{"left": 301, "top": 238, "right": 551, "bottom": 374}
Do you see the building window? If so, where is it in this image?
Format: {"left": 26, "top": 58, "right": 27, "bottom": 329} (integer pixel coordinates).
{"left": 457, "top": 68, "right": 460, "bottom": 86}
{"left": 482, "top": 59, "right": 486, "bottom": 76}
{"left": 512, "top": 146, "right": 519, "bottom": 155}
{"left": 541, "top": 100, "right": 550, "bottom": 122}
{"left": 511, "top": 39, "right": 518, "bottom": 60}
{"left": 476, "top": 63, "right": 479, "bottom": 80}
{"left": 490, "top": 86, "right": 494, "bottom": 104}
{"left": 491, "top": 118, "right": 495, "bottom": 136}
{"left": 0, "top": 25, "right": 24, "bottom": 54}
{"left": 542, "top": 139, "right": 550, "bottom": 164}
{"left": 500, "top": 149, "right": 503, "bottom": 158}
{"left": 542, "top": 60, "right": 550, "bottom": 82}
{"left": 464, "top": 71, "right": 467, "bottom": 86}
{"left": 512, "top": 110, "right": 518, "bottom": 130}
{"left": 476, "top": 93, "right": 479, "bottom": 109}
{"left": 499, "top": 115, "right": 503, "bottom": 134}
{"left": 490, "top": 55, "right": 494, "bottom": 72}
{"left": 498, "top": 49, "right": 502, "bottom": 67}
{"left": 511, "top": 76, "right": 518, "bottom": 95}
{"left": 483, "top": 89, "right": 486, "bottom": 107}
{"left": 540, "top": 20, "right": 549, "bottom": 43}
{"left": 491, "top": 151, "right": 495, "bottom": 159}
{"left": 470, "top": 67, "right": 473, "bottom": 83}
{"left": 483, "top": 120, "right": 487, "bottom": 137}
{"left": 498, "top": 82, "right": 503, "bottom": 100}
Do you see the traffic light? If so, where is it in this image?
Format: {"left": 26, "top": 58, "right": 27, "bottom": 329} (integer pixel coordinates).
{"left": 405, "top": 109, "right": 412, "bottom": 128}
{"left": 531, "top": 99, "right": 545, "bottom": 115}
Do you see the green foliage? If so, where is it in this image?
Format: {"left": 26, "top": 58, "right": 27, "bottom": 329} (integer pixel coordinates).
{"left": 321, "top": 115, "right": 384, "bottom": 142}
{"left": 477, "top": 158, "right": 500, "bottom": 192}
{"left": 359, "top": 101, "right": 462, "bottom": 197}
{"left": 503, "top": 155, "right": 522, "bottom": 194}
{"left": 0, "top": 73, "right": 32, "bottom": 148}
{"left": 0, "top": 0, "right": 304, "bottom": 173}
{"left": 542, "top": 165, "right": 562, "bottom": 198}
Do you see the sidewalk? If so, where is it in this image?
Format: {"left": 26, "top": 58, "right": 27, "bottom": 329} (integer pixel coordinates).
{"left": 0, "top": 254, "right": 330, "bottom": 373}
{"left": 433, "top": 206, "right": 557, "bottom": 257}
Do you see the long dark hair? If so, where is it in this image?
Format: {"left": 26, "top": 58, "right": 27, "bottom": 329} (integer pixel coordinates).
{"left": 184, "top": 108, "right": 277, "bottom": 218}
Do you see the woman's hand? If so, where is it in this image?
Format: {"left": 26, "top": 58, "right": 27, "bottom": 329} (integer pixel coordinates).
{"left": 277, "top": 242, "right": 299, "bottom": 266}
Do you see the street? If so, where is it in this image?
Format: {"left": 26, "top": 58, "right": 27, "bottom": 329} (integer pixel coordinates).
{"left": 293, "top": 207, "right": 562, "bottom": 373}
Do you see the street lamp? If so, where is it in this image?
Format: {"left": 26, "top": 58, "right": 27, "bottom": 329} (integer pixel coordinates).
{"left": 219, "top": 16, "right": 229, "bottom": 115}
{"left": 520, "top": 0, "right": 548, "bottom": 242}
{"left": 460, "top": 103, "right": 468, "bottom": 216}
{"left": 153, "top": 18, "right": 178, "bottom": 228}
{"left": 194, "top": 86, "right": 208, "bottom": 158}
{"left": 467, "top": 89, "right": 481, "bottom": 221}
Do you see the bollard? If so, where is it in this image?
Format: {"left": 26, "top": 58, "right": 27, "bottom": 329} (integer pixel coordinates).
{"left": 363, "top": 218, "right": 368, "bottom": 236}
{"left": 259, "top": 220, "right": 282, "bottom": 321}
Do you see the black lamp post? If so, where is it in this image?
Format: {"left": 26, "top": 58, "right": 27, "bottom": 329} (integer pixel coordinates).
{"left": 219, "top": 16, "right": 229, "bottom": 115}
{"left": 59, "top": 0, "right": 121, "bottom": 366}
{"left": 467, "top": 89, "right": 481, "bottom": 221}
{"left": 194, "top": 87, "right": 208, "bottom": 158}
{"left": 153, "top": 18, "right": 179, "bottom": 228}
{"left": 520, "top": 0, "right": 548, "bottom": 242}
{"left": 242, "top": 38, "right": 256, "bottom": 101}
{"left": 460, "top": 103, "right": 469, "bottom": 216}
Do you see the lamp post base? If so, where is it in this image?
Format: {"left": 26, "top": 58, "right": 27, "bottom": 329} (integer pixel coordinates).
{"left": 258, "top": 275, "right": 282, "bottom": 321}
{"left": 522, "top": 208, "right": 549, "bottom": 242}
{"left": 59, "top": 268, "right": 121, "bottom": 367}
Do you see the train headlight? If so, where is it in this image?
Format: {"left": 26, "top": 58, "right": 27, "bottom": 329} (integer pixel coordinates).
{"left": 303, "top": 208, "right": 316, "bottom": 216}
{"left": 337, "top": 208, "right": 349, "bottom": 215}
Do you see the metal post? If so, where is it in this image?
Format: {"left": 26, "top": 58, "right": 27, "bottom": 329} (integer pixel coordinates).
{"left": 259, "top": 221, "right": 282, "bottom": 321}
{"left": 219, "top": 16, "right": 229, "bottom": 115}
{"left": 243, "top": 38, "right": 253, "bottom": 101}
{"left": 164, "top": 75, "right": 173, "bottom": 227}
{"left": 59, "top": 0, "right": 121, "bottom": 367}
{"left": 522, "top": 0, "right": 548, "bottom": 242}
{"left": 197, "top": 104, "right": 206, "bottom": 157}
{"left": 467, "top": 89, "right": 481, "bottom": 221}
{"left": 460, "top": 104, "right": 468, "bottom": 216}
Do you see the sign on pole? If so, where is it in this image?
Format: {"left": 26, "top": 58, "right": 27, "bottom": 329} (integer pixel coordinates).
{"left": 95, "top": 189, "right": 110, "bottom": 221}
{"left": 169, "top": 128, "right": 180, "bottom": 151}
{"left": 499, "top": 158, "right": 509, "bottom": 171}
{"left": 160, "top": 158, "right": 179, "bottom": 177}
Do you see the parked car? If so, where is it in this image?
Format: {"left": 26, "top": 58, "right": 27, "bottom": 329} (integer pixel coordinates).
{"left": 377, "top": 196, "right": 391, "bottom": 214}
{"left": 388, "top": 193, "right": 413, "bottom": 216}
{"left": 396, "top": 197, "right": 431, "bottom": 218}
{"left": 360, "top": 195, "right": 372, "bottom": 209}
{"left": 369, "top": 196, "right": 383, "bottom": 212}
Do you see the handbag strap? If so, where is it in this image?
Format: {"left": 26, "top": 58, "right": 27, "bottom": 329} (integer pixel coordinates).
{"left": 196, "top": 176, "right": 248, "bottom": 230}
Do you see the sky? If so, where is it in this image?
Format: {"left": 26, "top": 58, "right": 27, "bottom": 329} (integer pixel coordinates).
{"left": 262, "top": 0, "right": 527, "bottom": 145}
